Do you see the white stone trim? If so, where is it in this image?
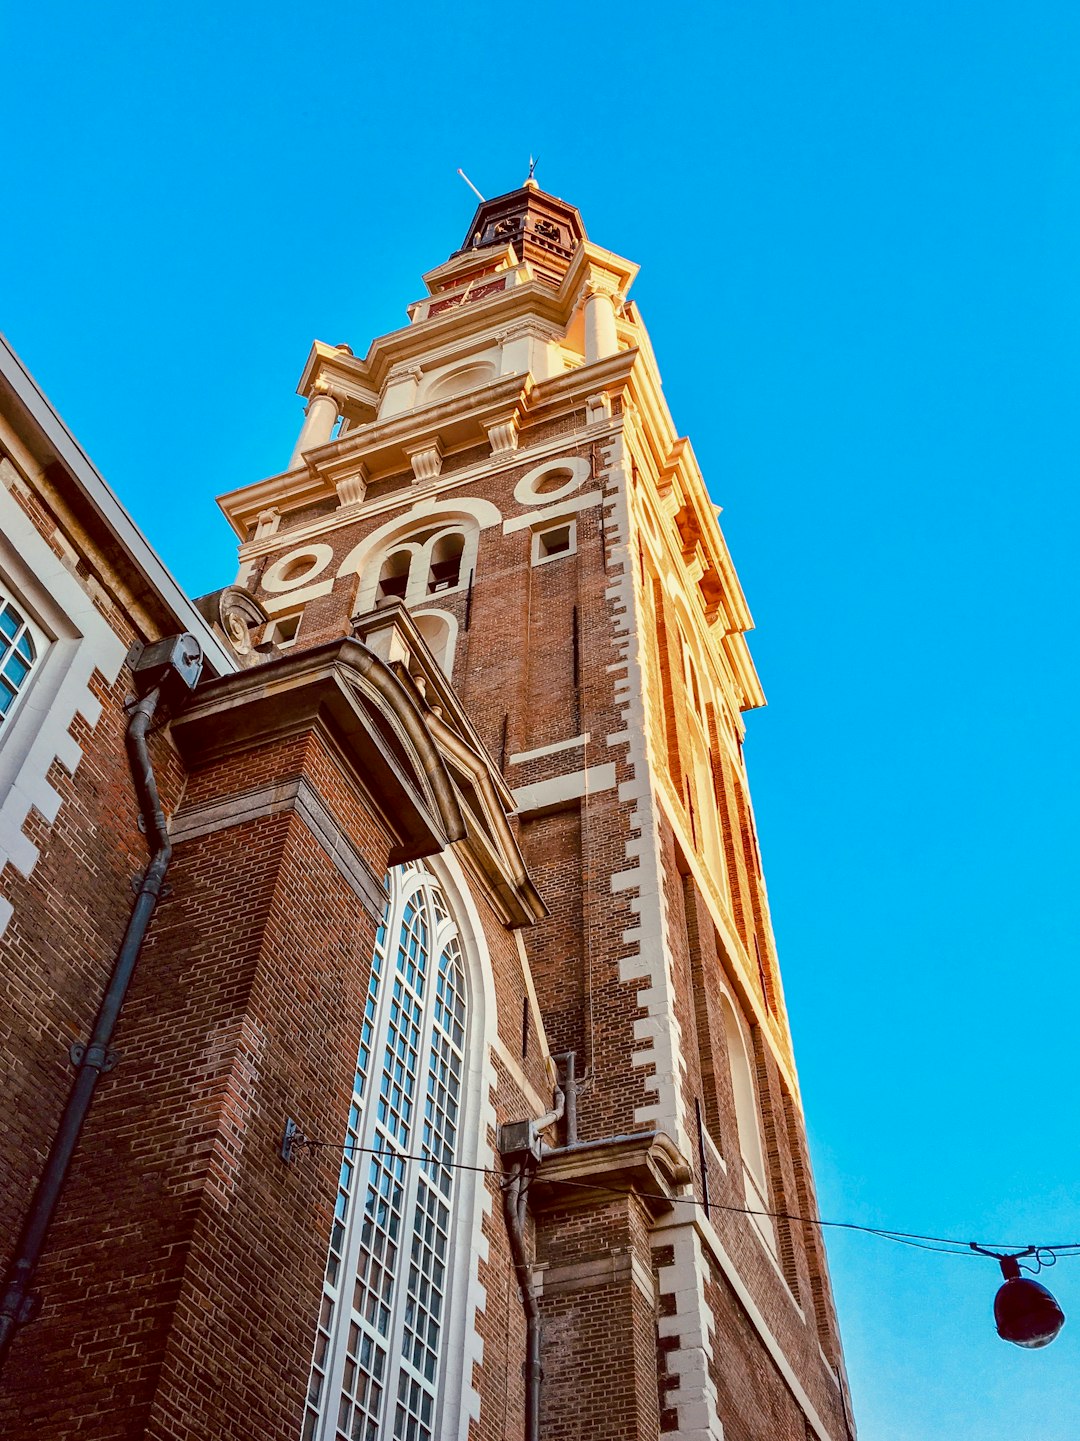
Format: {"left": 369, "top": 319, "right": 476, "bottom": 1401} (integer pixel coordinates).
{"left": 655, "top": 1213, "right": 838, "bottom": 1441}
{"left": 260, "top": 543, "right": 335, "bottom": 592}
{"left": 411, "top": 607, "right": 460, "bottom": 677}
{"left": 0, "top": 470, "right": 127, "bottom": 934}
{"left": 507, "top": 732, "right": 590, "bottom": 765}
{"left": 598, "top": 428, "right": 689, "bottom": 1151}
{"left": 502, "top": 489, "right": 603, "bottom": 535}
{"left": 340, "top": 501, "right": 499, "bottom": 618}
{"left": 336, "top": 496, "right": 502, "bottom": 580}
{"left": 654, "top": 1224, "right": 723, "bottom": 1441}
{"left": 511, "top": 762, "right": 616, "bottom": 817}
{"left": 530, "top": 518, "right": 577, "bottom": 566}
{"left": 424, "top": 848, "right": 498, "bottom": 1441}
{"left": 262, "top": 579, "right": 334, "bottom": 613}
{"left": 512, "top": 454, "right": 591, "bottom": 508}
{"left": 233, "top": 428, "right": 615, "bottom": 565}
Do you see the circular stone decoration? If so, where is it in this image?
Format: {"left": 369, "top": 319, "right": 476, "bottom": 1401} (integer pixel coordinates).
{"left": 261, "top": 543, "right": 335, "bottom": 592}
{"left": 513, "top": 455, "right": 591, "bottom": 508}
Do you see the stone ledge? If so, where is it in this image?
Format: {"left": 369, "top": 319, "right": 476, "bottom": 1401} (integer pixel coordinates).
{"left": 531, "top": 1131, "right": 692, "bottom": 1218}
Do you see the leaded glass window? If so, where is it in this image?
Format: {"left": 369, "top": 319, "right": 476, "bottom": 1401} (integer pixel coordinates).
{"left": 303, "top": 863, "right": 468, "bottom": 1441}
{"left": 0, "top": 594, "right": 38, "bottom": 723}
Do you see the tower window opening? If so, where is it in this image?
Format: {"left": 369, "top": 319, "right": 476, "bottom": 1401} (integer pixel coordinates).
{"left": 428, "top": 534, "right": 465, "bottom": 593}
{"left": 377, "top": 550, "right": 412, "bottom": 603}
{"left": 532, "top": 522, "right": 575, "bottom": 565}
{"left": 533, "top": 467, "right": 576, "bottom": 497}
{"left": 721, "top": 996, "right": 776, "bottom": 1258}
{"left": 356, "top": 522, "right": 478, "bottom": 616}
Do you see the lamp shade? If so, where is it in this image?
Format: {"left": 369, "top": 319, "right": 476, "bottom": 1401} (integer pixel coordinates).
{"left": 993, "top": 1276, "right": 1065, "bottom": 1348}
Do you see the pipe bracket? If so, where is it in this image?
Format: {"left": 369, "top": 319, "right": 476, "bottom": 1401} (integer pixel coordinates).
{"left": 69, "top": 1042, "right": 119, "bottom": 1073}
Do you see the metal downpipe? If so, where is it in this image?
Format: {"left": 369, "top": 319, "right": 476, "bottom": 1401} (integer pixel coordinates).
{"left": 502, "top": 1160, "right": 542, "bottom": 1441}
{"left": 0, "top": 685, "right": 172, "bottom": 1372}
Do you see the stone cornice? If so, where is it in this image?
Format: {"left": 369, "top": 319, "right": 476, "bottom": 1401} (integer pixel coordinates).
{"left": 229, "top": 416, "right": 620, "bottom": 560}
{"left": 219, "top": 352, "right": 637, "bottom": 539}
{"left": 353, "top": 603, "right": 545, "bottom": 928}
{"left": 531, "top": 1132, "right": 692, "bottom": 1218}
{"left": 420, "top": 241, "right": 519, "bottom": 293}
{"left": 295, "top": 240, "right": 639, "bottom": 403}
{"left": 169, "top": 636, "right": 465, "bottom": 866}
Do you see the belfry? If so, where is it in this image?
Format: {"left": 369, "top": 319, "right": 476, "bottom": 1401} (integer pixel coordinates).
{"left": 0, "top": 183, "right": 855, "bottom": 1441}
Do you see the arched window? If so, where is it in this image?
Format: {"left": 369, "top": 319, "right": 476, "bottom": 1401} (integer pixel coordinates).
{"left": 721, "top": 995, "right": 775, "bottom": 1256}
{"left": 364, "top": 528, "right": 471, "bottom": 613}
{"left": 427, "top": 533, "right": 464, "bottom": 594}
{"left": 0, "top": 593, "right": 39, "bottom": 724}
{"left": 423, "top": 360, "right": 497, "bottom": 404}
{"left": 376, "top": 549, "right": 414, "bottom": 604}
{"left": 303, "top": 864, "right": 469, "bottom": 1441}
{"left": 347, "top": 510, "right": 493, "bottom": 619}
{"left": 675, "top": 622, "right": 726, "bottom": 894}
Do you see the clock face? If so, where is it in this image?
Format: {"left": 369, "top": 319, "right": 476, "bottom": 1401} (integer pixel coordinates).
{"left": 426, "top": 277, "right": 507, "bottom": 319}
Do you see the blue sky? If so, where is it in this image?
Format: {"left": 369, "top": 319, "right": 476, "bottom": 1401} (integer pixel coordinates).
{"left": 3, "top": 2, "right": 1079, "bottom": 1436}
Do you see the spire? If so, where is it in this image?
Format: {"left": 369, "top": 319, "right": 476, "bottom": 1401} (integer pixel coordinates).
{"left": 457, "top": 183, "right": 586, "bottom": 287}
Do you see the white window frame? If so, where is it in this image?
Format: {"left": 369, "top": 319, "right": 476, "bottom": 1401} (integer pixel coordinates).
{"left": 531, "top": 519, "right": 577, "bottom": 567}
{"left": 303, "top": 862, "right": 476, "bottom": 1441}
{"left": 265, "top": 609, "right": 304, "bottom": 650}
{"left": 720, "top": 993, "right": 777, "bottom": 1258}
{"left": 0, "top": 588, "right": 46, "bottom": 727}
{"left": 411, "top": 609, "right": 459, "bottom": 678}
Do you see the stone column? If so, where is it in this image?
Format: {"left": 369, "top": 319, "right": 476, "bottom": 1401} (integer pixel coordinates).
{"left": 583, "top": 283, "right": 619, "bottom": 364}
{"left": 288, "top": 387, "right": 340, "bottom": 469}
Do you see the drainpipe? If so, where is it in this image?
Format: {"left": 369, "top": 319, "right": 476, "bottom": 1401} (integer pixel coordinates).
{"left": 498, "top": 1057, "right": 572, "bottom": 1441}
{"left": 501, "top": 1159, "right": 543, "bottom": 1441}
{"left": 551, "top": 1051, "right": 577, "bottom": 1144}
{"left": 0, "top": 634, "right": 204, "bottom": 1374}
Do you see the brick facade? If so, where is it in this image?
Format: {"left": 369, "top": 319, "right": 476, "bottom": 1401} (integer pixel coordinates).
{"left": 0, "top": 186, "right": 855, "bottom": 1440}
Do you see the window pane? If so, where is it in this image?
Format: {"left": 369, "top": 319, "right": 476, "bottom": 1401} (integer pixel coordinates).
{"left": 0, "top": 597, "right": 40, "bottom": 723}
{"left": 301, "top": 865, "right": 467, "bottom": 1440}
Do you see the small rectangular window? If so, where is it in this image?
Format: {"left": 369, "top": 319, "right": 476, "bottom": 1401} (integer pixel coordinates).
{"left": 269, "top": 612, "right": 302, "bottom": 649}
{"left": 532, "top": 522, "right": 576, "bottom": 566}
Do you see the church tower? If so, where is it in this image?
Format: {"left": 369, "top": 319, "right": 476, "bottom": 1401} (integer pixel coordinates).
{"left": 218, "top": 180, "right": 855, "bottom": 1441}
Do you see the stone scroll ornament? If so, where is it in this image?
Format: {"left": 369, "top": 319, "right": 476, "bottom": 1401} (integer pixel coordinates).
{"left": 193, "top": 585, "right": 272, "bottom": 661}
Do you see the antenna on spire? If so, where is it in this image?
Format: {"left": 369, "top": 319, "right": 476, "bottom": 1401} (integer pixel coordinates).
{"left": 528, "top": 154, "right": 539, "bottom": 179}
{"left": 524, "top": 154, "right": 540, "bottom": 190}
{"left": 457, "top": 168, "right": 485, "bottom": 202}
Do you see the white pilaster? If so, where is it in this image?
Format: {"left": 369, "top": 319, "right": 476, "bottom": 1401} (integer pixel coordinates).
{"left": 288, "top": 389, "right": 340, "bottom": 469}
{"left": 380, "top": 365, "right": 423, "bottom": 419}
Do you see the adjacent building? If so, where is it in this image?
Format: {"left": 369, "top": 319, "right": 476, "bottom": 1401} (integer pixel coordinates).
{"left": 0, "top": 183, "right": 855, "bottom": 1440}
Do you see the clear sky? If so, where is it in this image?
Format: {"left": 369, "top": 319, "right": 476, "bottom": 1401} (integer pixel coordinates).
{"left": 3, "top": 3, "right": 1079, "bottom": 1437}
